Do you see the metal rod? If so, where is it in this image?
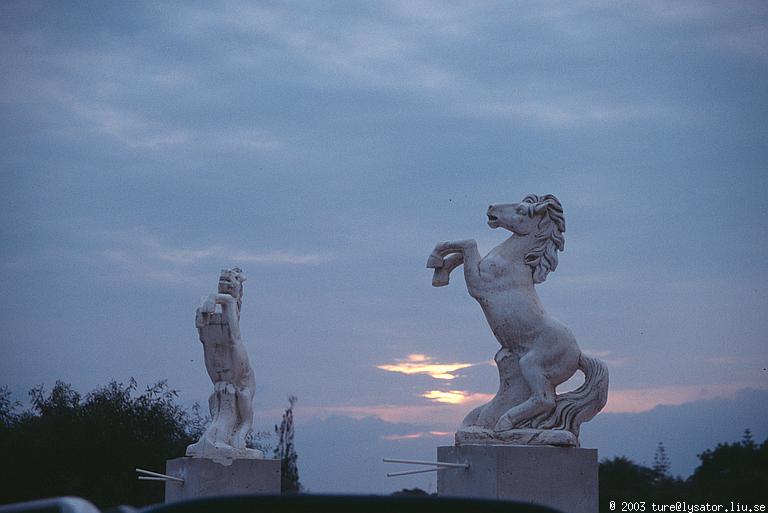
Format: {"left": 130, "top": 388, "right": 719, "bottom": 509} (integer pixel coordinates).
{"left": 383, "top": 458, "right": 469, "bottom": 469}
{"left": 135, "top": 468, "right": 184, "bottom": 483}
{"left": 387, "top": 467, "right": 441, "bottom": 477}
{"left": 138, "top": 476, "right": 168, "bottom": 481}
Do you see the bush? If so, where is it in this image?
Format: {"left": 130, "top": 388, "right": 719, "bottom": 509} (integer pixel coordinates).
{"left": 0, "top": 380, "right": 204, "bottom": 508}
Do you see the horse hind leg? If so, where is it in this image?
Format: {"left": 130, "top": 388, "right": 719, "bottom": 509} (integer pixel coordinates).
{"left": 461, "top": 403, "right": 484, "bottom": 427}
{"left": 232, "top": 387, "right": 254, "bottom": 450}
{"left": 494, "top": 360, "right": 556, "bottom": 432}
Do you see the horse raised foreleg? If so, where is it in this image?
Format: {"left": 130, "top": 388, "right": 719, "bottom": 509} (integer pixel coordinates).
{"left": 428, "top": 239, "right": 482, "bottom": 292}
{"left": 195, "top": 294, "right": 217, "bottom": 328}
{"left": 428, "top": 240, "right": 478, "bottom": 266}
{"left": 458, "top": 241, "right": 481, "bottom": 291}
{"left": 431, "top": 254, "right": 463, "bottom": 287}
{"left": 211, "top": 293, "right": 241, "bottom": 340}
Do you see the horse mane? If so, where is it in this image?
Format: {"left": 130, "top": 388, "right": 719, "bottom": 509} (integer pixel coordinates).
{"left": 521, "top": 194, "right": 565, "bottom": 284}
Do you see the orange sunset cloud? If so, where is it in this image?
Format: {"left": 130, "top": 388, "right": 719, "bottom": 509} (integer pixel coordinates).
{"left": 377, "top": 353, "right": 475, "bottom": 380}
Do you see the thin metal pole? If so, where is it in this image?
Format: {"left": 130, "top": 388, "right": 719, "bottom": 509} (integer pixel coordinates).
{"left": 387, "top": 467, "right": 441, "bottom": 477}
{"left": 138, "top": 477, "right": 168, "bottom": 482}
{"left": 383, "top": 458, "right": 469, "bottom": 469}
{"left": 135, "top": 468, "right": 184, "bottom": 483}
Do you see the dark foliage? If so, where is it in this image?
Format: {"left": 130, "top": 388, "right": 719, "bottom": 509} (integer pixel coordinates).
{"left": 0, "top": 380, "right": 204, "bottom": 508}
{"left": 600, "top": 432, "right": 767, "bottom": 512}
{"left": 599, "top": 456, "right": 690, "bottom": 511}
{"left": 689, "top": 430, "right": 768, "bottom": 503}
{"left": 600, "top": 456, "right": 659, "bottom": 499}
{"left": 0, "top": 386, "right": 20, "bottom": 428}
{"left": 274, "top": 395, "right": 301, "bottom": 493}
{"left": 652, "top": 442, "right": 670, "bottom": 476}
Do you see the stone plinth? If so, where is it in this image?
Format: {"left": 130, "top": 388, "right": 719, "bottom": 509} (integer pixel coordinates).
{"left": 164, "top": 457, "right": 280, "bottom": 503}
{"left": 437, "top": 445, "right": 597, "bottom": 513}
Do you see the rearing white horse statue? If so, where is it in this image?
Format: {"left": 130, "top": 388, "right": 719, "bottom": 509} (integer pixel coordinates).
{"left": 427, "top": 194, "right": 608, "bottom": 446}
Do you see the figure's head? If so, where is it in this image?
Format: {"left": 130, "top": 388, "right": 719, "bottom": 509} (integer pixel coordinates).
{"left": 487, "top": 194, "right": 565, "bottom": 283}
{"left": 218, "top": 267, "right": 246, "bottom": 310}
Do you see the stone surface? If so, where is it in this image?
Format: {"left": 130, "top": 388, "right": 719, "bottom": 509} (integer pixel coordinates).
{"left": 437, "top": 445, "right": 597, "bottom": 513}
{"left": 186, "top": 268, "right": 263, "bottom": 463}
{"left": 165, "top": 457, "right": 280, "bottom": 503}
{"left": 427, "top": 194, "right": 609, "bottom": 446}
{"left": 456, "top": 426, "right": 577, "bottom": 447}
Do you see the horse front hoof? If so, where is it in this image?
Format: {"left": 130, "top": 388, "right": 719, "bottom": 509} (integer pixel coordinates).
{"left": 426, "top": 254, "right": 444, "bottom": 269}
{"left": 432, "top": 270, "right": 450, "bottom": 287}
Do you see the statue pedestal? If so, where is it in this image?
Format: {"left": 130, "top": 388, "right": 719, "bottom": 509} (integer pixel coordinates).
{"left": 164, "top": 457, "right": 281, "bottom": 503}
{"left": 437, "top": 445, "right": 597, "bottom": 513}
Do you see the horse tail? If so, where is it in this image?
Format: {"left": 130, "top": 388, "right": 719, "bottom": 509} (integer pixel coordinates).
{"left": 534, "top": 353, "right": 609, "bottom": 442}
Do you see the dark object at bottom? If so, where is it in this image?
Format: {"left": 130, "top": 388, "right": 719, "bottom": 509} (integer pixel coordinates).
{"left": 0, "top": 495, "right": 563, "bottom": 513}
{"left": 139, "top": 494, "right": 562, "bottom": 513}
{"left": 0, "top": 497, "right": 101, "bottom": 513}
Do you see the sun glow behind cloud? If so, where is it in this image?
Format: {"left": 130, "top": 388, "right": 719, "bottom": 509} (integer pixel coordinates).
{"left": 421, "top": 390, "right": 494, "bottom": 405}
{"left": 376, "top": 353, "right": 474, "bottom": 380}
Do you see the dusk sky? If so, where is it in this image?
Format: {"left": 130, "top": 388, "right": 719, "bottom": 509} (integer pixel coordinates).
{"left": 2, "top": 0, "right": 767, "bottom": 494}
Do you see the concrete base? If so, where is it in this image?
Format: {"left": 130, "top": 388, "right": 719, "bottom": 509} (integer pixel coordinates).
{"left": 437, "top": 445, "right": 597, "bottom": 513}
{"left": 164, "top": 457, "right": 281, "bottom": 503}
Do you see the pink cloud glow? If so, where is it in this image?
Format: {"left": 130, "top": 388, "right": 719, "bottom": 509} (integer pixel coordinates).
{"left": 380, "top": 431, "right": 453, "bottom": 441}
{"left": 605, "top": 383, "right": 768, "bottom": 413}
{"left": 261, "top": 385, "right": 767, "bottom": 431}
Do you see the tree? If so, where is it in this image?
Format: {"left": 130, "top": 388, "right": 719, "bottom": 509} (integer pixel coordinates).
{"left": 599, "top": 432, "right": 767, "bottom": 511}
{"left": 0, "top": 386, "right": 19, "bottom": 429}
{"left": 652, "top": 442, "right": 671, "bottom": 477}
{"left": 246, "top": 427, "right": 273, "bottom": 455}
{"left": 274, "top": 395, "right": 301, "bottom": 493}
{"left": 599, "top": 456, "right": 659, "bottom": 505}
{"left": 599, "top": 455, "right": 688, "bottom": 512}
{"left": 742, "top": 428, "right": 755, "bottom": 448}
{"left": 689, "top": 432, "right": 768, "bottom": 502}
{"left": 0, "top": 380, "right": 204, "bottom": 508}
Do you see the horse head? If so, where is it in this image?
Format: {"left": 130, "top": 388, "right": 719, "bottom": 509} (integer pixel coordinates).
{"left": 218, "top": 267, "right": 246, "bottom": 313}
{"left": 487, "top": 194, "right": 566, "bottom": 283}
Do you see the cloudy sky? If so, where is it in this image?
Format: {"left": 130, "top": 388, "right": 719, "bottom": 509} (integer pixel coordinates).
{"left": 2, "top": 0, "right": 767, "bottom": 493}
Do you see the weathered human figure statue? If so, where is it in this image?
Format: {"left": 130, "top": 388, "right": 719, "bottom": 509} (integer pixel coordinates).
{"left": 186, "top": 267, "right": 263, "bottom": 461}
{"left": 427, "top": 194, "right": 608, "bottom": 446}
